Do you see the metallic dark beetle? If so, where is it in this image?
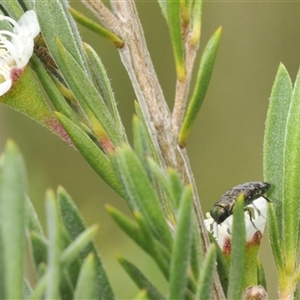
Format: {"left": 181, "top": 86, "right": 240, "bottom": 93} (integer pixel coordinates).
{"left": 210, "top": 181, "right": 271, "bottom": 224}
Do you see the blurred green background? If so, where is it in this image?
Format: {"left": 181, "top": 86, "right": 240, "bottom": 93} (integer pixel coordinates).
{"left": 1, "top": 1, "right": 300, "bottom": 298}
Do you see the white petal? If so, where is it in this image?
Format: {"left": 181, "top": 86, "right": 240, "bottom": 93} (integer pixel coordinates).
{"left": 15, "top": 10, "right": 40, "bottom": 39}
{"left": 244, "top": 197, "right": 268, "bottom": 241}
{"left": 0, "top": 10, "right": 40, "bottom": 96}
{"left": 11, "top": 11, "right": 40, "bottom": 67}
{"left": 11, "top": 35, "right": 34, "bottom": 67}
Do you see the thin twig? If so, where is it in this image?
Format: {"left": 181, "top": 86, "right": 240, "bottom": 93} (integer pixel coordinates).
{"left": 172, "top": 21, "right": 199, "bottom": 136}
{"left": 82, "top": 0, "right": 179, "bottom": 170}
{"left": 81, "top": 2, "right": 224, "bottom": 298}
{"left": 81, "top": 0, "right": 121, "bottom": 33}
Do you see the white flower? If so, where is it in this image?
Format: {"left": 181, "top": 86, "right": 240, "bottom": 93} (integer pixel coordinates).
{"left": 205, "top": 197, "right": 268, "bottom": 251}
{"left": 0, "top": 10, "right": 40, "bottom": 96}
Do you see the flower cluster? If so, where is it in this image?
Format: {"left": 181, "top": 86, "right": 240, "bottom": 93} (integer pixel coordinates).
{"left": 0, "top": 10, "right": 40, "bottom": 96}
{"left": 205, "top": 197, "right": 268, "bottom": 252}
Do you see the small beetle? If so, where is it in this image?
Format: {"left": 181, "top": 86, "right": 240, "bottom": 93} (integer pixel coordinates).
{"left": 34, "top": 34, "right": 66, "bottom": 85}
{"left": 210, "top": 181, "right": 271, "bottom": 224}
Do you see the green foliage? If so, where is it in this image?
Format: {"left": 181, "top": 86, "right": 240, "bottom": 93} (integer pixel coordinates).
{"left": 83, "top": 43, "right": 126, "bottom": 140}
{"left": 226, "top": 195, "right": 246, "bottom": 299}
{"left": 196, "top": 244, "right": 216, "bottom": 300}
{"left": 0, "top": 141, "right": 26, "bottom": 300}
{"left": 0, "top": 0, "right": 23, "bottom": 19}
{"left": 57, "top": 186, "right": 115, "bottom": 300}
{"left": 2, "top": 0, "right": 295, "bottom": 299}
{"left": 117, "top": 256, "right": 165, "bottom": 300}
{"left": 179, "top": 27, "right": 222, "bottom": 147}
{"left": 35, "top": 0, "right": 87, "bottom": 72}
{"left": 111, "top": 145, "right": 173, "bottom": 250}
{"left": 208, "top": 232, "right": 229, "bottom": 294}
{"left": 168, "top": 186, "right": 194, "bottom": 300}
{"left": 55, "top": 112, "right": 123, "bottom": 196}
{"left": 56, "top": 38, "right": 123, "bottom": 146}
{"left": 73, "top": 253, "right": 97, "bottom": 300}
{"left": 0, "top": 140, "right": 217, "bottom": 299}
{"left": 264, "top": 64, "right": 292, "bottom": 236}
{"left": 0, "top": 140, "right": 116, "bottom": 300}
{"left": 69, "top": 7, "right": 123, "bottom": 48}
{"left": 167, "top": 0, "right": 185, "bottom": 80}
{"left": 264, "top": 64, "right": 300, "bottom": 296}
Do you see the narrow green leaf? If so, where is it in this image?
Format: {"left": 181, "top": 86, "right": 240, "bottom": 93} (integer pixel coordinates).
{"left": 111, "top": 145, "right": 173, "bottom": 250}
{"left": 157, "top": 0, "right": 167, "bottom": 19}
{"left": 134, "top": 101, "right": 160, "bottom": 164}
{"left": 227, "top": 195, "right": 246, "bottom": 300}
{"left": 56, "top": 113, "right": 123, "bottom": 197}
{"left": 281, "top": 67, "right": 300, "bottom": 271}
{"left": 0, "top": 11, "right": 13, "bottom": 33}
{"left": 74, "top": 253, "right": 97, "bottom": 300}
{"left": 57, "top": 186, "right": 116, "bottom": 300}
{"left": 293, "top": 289, "right": 299, "bottom": 300}
{"left": 147, "top": 159, "right": 173, "bottom": 202}
{"left": 58, "top": 205, "right": 83, "bottom": 291}
{"left": 56, "top": 39, "right": 122, "bottom": 146}
{"left": 148, "top": 160, "right": 184, "bottom": 214}
{"left": 60, "top": 271, "right": 74, "bottom": 300}
{"left": 58, "top": 186, "right": 89, "bottom": 243}
{"left": 134, "top": 289, "right": 148, "bottom": 300}
{"left": 24, "top": 279, "right": 32, "bottom": 300}
{"left": 45, "top": 190, "right": 61, "bottom": 300}
{"left": 190, "top": 228, "right": 202, "bottom": 281}
{"left": 196, "top": 244, "right": 216, "bottom": 300}
{"left": 70, "top": 7, "right": 123, "bottom": 48}
{"left": 168, "top": 185, "right": 193, "bottom": 300}
{"left": 134, "top": 211, "right": 169, "bottom": 279}
{"left": 84, "top": 43, "right": 126, "bottom": 141}
{"left": 37, "top": 263, "right": 47, "bottom": 280}
{"left": 30, "top": 55, "right": 82, "bottom": 129}
{"left": 147, "top": 159, "right": 181, "bottom": 224}
{"left": 208, "top": 232, "right": 229, "bottom": 295}
{"left": 132, "top": 118, "right": 164, "bottom": 208}
{"left": 26, "top": 196, "right": 44, "bottom": 237}
{"left": 133, "top": 115, "right": 151, "bottom": 164}
{"left": 61, "top": 224, "right": 99, "bottom": 267}
{"left": 179, "top": 27, "right": 222, "bottom": 147}
{"left": 22, "top": 0, "right": 35, "bottom": 10}
{"left": 257, "top": 260, "right": 267, "bottom": 289}
{"left": 167, "top": 0, "right": 185, "bottom": 80}
{"left": 0, "top": 0, "right": 23, "bottom": 19}
{"left": 264, "top": 63, "right": 292, "bottom": 238}
{"left": 267, "top": 204, "right": 284, "bottom": 275}
{"left": 65, "top": 256, "right": 82, "bottom": 291}
{"left": 107, "top": 205, "right": 171, "bottom": 277}
{"left": 168, "top": 168, "right": 185, "bottom": 210}
{"left": 181, "top": 0, "right": 193, "bottom": 25}
{"left": 0, "top": 140, "right": 26, "bottom": 300}
{"left": 28, "top": 274, "right": 47, "bottom": 300}
{"left": 35, "top": 0, "right": 86, "bottom": 72}
{"left": 29, "top": 232, "right": 48, "bottom": 276}
{"left": 133, "top": 116, "right": 173, "bottom": 219}
{"left": 189, "top": 0, "right": 202, "bottom": 46}
{"left": 117, "top": 256, "right": 165, "bottom": 300}
{"left": 106, "top": 205, "right": 144, "bottom": 249}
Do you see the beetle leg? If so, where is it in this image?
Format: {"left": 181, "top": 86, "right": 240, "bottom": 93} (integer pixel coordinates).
{"left": 244, "top": 207, "right": 258, "bottom": 230}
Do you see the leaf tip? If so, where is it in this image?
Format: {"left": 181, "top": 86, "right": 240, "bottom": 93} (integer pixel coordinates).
{"left": 216, "top": 26, "right": 222, "bottom": 36}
